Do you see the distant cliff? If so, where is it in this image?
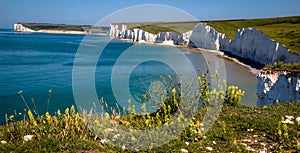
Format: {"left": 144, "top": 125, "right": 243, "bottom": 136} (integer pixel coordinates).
{"left": 14, "top": 23, "right": 109, "bottom": 34}
{"left": 14, "top": 24, "right": 35, "bottom": 32}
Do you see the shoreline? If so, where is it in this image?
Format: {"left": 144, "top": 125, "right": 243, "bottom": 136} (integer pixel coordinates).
{"left": 15, "top": 30, "right": 108, "bottom": 35}
{"left": 36, "top": 30, "right": 87, "bottom": 34}
{"left": 116, "top": 38, "right": 262, "bottom": 75}
{"left": 179, "top": 46, "right": 261, "bottom": 75}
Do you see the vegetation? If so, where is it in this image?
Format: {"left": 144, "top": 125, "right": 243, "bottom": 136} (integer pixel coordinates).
{"left": 0, "top": 73, "right": 299, "bottom": 152}
{"left": 129, "top": 25, "right": 179, "bottom": 34}
{"left": 265, "top": 62, "right": 300, "bottom": 71}
{"left": 113, "top": 21, "right": 200, "bottom": 34}
{"left": 19, "top": 23, "right": 109, "bottom": 33}
{"left": 20, "top": 23, "right": 90, "bottom": 31}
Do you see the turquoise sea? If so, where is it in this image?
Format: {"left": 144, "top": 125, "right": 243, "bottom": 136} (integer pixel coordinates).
{"left": 0, "top": 29, "right": 258, "bottom": 124}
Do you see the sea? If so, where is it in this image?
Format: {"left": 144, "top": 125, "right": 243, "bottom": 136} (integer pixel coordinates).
{"left": 0, "top": 29, "right": 258, "bottom": 124}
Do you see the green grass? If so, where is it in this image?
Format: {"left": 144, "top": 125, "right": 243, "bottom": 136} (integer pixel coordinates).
{"left": 0, "top": 102, "right": 299, "bottom": 152}
{"left": 20, "top": 23, "right": 90, "bottom": 31}
{"left": 264, "top": 62, "right": 300, "bottom": 71}
{"left": 19, "top": 23, "right": 109, "bottom": 33}
{"left": 129, "top": 25, "right": 179, "bottom": 34}
{"left": 113, "top": 21, "right": 200, "bottom": 34}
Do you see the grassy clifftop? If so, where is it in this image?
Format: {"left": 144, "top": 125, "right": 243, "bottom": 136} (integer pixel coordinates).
{"left": 20, "top": 23, "right": 91, "bottom": 32}
{"left": 19, "top": 23, "right": 109, "bottom": 33}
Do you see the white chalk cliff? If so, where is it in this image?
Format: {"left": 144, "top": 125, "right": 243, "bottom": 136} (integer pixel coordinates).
{"left": 257, "top": 70, "right": 300, "bottom": 105}
{"left": 109, "top": 23, "right": 300, "bottom": 65}
{"left": 14, "top": 23, "right": 87, "bottom": 34}
{"left": 108, "top": 24, "right": 192, "bottom": 45}
{"left": 188, "top": 23, "right": 230, "bottom": 51}
{"left": 229, "top": 28, "right": 300, "bottom": 65}
{"left": 14, "top": 24, "right": 35, "bottom": 32}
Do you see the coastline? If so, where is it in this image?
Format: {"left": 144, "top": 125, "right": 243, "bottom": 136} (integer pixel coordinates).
{"left": 15, "top": 30, "right": 108, "bottom": 35}
{"left": 116, "top": 38, "right": 261, "bottom": 75}
{"left": 180, "top": 46, "right": 261, "bottom": 75}
{"left": 36, "top": 30, "right": 87, "bottom": 34}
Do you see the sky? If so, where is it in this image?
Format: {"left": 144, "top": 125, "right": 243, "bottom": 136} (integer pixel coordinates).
{"left": 0, "top": 0, "right": 300, "bottom": 28}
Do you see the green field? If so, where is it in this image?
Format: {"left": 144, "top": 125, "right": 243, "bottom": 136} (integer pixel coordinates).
{"left": 20, "top": 23, "right": 90, "bottom": 31}
{"left": 113, "top": 21, "right": 200, "bottom": 34}
{"left": 264, "top": 62, "right": 300, "bottom": 71}
{"left": 114, "top": 16, "right": 300, "bottom": 54}
{"left": 19, "top": 23, "right": 109, "bottom": 33}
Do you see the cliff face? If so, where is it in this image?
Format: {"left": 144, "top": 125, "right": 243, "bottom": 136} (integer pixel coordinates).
{"left": 108, "top": 24, "right": 192, "bottom": 45}
{"left": 14, "top": 24, "right": 35, "bottom": 32}
{"left": 108, "top": 23, "right": 300, "bottom": 65}
{"left": 188, "top": 23, "right": 230, "bottom": 51}
{"left": 14, "top": 23, "right": 88, "bottom": 34}
{"left": 229, "top": 28, "right": 300, "bottom": 65}
{"left": 257, "top": 70, "right": 300, "bottom": 105}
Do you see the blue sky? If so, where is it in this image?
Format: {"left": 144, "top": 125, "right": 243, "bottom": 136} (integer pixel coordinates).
{"left": 1, "top": 0, "right": 299, "bottom": 28}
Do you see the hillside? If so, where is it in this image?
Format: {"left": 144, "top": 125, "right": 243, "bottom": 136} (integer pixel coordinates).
{"left": 0, "top": 101, "right": 299, "bottom": 152}
{"left": 17, "top": 23, "right": 109, "bottom": 34}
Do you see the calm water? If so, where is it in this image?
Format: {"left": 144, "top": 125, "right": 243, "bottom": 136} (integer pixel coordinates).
{"left": 0, "top": 29, "right": 257, "bottom": 124}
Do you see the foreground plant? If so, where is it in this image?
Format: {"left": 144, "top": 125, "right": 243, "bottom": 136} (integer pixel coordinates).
{"left": 2, "top": 73, "right": 299, "bottom": 152}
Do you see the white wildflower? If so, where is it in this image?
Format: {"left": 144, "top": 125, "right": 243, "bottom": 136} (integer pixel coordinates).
{"left": 242, "top": 139, "right": 251, "bottom": 142}
{"left": 113, "top": 134, "right": 121, "bottom": 139}
{"left": 122, "top": 145, "right": 126, "bottom": 150}
{"left": 180, "top": 148, "right": 188, "bottom": 153}
{"left": 296, "top": 117, "right": 300, "bottom": 124}
{"left": 206, "top": 146, "right": 213, "bottom": 151}
{"left": 247, "top": 129, "right": 254, "bottom": 131}
{"left": 1, "top": 140, "right": 7, "bottom": 144}
{"left": 259, "top": 148, "right": 267, "bottom": 153}
{"left": 282, "top": 119, "right": 294, "bottom": 124}
{"left": 203, "top": 136, "right": 207, "bottom": 139}
{"left": 100, "top": 139, "right": 107, "bottom": 144}
{"left": 185, "top": 141, "right": 189, "bottom": 146}
{"left": 212, "top": 141, "right": 216, "bottom": 145}
{"left": 246, "top": 146, "right": 256, "bottom": 152}
{"left": 104, "top": 128, "right": 114, "bottom": 132}
{"left": 23, "top": 135, "right": 34, "bottom": 141}
{"left": 285, "top": 115, "right": 294, "bottom": 120}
